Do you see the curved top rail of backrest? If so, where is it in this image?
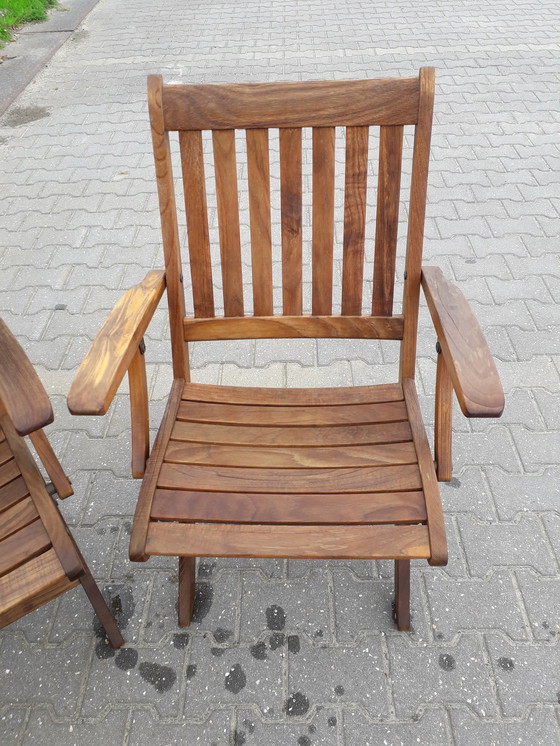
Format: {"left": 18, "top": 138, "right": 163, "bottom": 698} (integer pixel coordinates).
{"left": 155, "top": 77, "right": 421, "bottom": 131}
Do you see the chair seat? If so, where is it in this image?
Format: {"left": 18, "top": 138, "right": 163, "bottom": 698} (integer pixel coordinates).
{"left": 0, "top": 427, "right": 79, "bottom": 626}
{"left": 138, "top": 381, "right": 438, "bottom": 562}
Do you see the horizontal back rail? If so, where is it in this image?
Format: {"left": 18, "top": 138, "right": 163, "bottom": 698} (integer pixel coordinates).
{"left": 161, "top": 78, "right": 420, "bottom": 130}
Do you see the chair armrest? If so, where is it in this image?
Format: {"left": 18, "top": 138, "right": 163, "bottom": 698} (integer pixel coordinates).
{"left": 67, "top": 270, "right": 166, "bottom": 415}
{"left": 0, "top": 318, "right": 53, "bottom": 436}
{"left": 421, "top": 266, "right": 504, "bottom": 418}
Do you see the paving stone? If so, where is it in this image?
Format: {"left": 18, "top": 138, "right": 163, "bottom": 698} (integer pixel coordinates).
{"left": 183, "top": 635, "right": 284, "bottom": 720}
{"left": 388, "top": 633, "right": 498, "bottom": 718}
{"left": 233, "top": 706, "right": 339, "bottom": 746}
{"left": 332, "top": 567, "right": 432, "bottom": 643}
{"left": 128, "top": 708, "right": 232, "bottom": 746}
{"left": 486, "top": 466, "right": 560, "bottom": 520}
{"left": 22, "top": 707, "right": 129, "bottom": 746}
{"left": 485, "top": 635, "right": 560, "bottom": 717}
{"left": 458, "top": 514, "right": 558, "bottom": 578}
{"left": 240, "top": 569, "right": 333, "bottom": 644}
{"left": 143, "top": 569, "right": 241, "bottom": 644}
{"left": 190, "top": 340, "right": 254, "bottom": 368}
{"left": 287, "top": 633, "right": 390, "bottom": 720}
{"left": 343, "top": 708, "right": 449, "bottom": 745}
{"left": 515, "top": 569, "right": 560, "bottom": 642}
{"left": 221, "top": 362, "right": 285, "bottom": 388}
{"left": 510, "top": 426, "right": 560, "bottom": 470}
{"left": 425, "top": 569, "right": 528, "bottom": 642}
{"left": 0, "top": 708, "right": 27, "bottom": 745}
{"left": 286, "top": 361, "right": 353, "bottom": 388}
{"left": 82, "top": 637, "right": 188, "bottom": 717}
{"left": 0, "top": 635, "right": 92, "bottom": 716}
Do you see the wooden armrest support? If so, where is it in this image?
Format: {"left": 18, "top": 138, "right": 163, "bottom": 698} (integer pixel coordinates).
{"left": 67, "top": 270, "right": 166, "bottom": 416}
{"left": 0, "top": 318, "right": 53, "bottom": 436}
{"left": 421, "top": 266, "right": 504, "bottom": 418}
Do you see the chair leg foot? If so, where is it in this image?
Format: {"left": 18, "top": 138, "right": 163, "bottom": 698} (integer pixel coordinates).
{"left": 79, "top": 569, "right": 124, "bottom": 649}
{"left": 178, "top": 556, "right": 196, "bottom": 627}
{"left": 394, "top": 559, "right": 410, "bottom": 631}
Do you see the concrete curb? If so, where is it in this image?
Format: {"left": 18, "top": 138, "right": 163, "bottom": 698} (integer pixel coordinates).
{"left": 0, "top": 0, "right": 101, "bottom": 116}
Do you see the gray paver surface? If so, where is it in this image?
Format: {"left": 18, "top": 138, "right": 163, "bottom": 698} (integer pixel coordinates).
{"left": 1, "top": 0, "right": 560, "bottom": 743}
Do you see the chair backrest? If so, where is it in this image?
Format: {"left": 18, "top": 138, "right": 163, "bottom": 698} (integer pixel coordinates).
{"left": 148, "top": 67, "right": 434, "bottom": 381}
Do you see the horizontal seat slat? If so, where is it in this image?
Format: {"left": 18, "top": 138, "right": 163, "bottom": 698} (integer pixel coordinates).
{"left": 0, "top": 496, "right": 39, "bottom": 542}
{"left": 146, "top": 521, "right": 430, "bottom": 559}
{"left": 182, "top": 382, "right": 403, "bottom": 406}
{"left": 152, "top": 489, "right": 427, "bottom": 524}
{"left": 0, "top": 549, "right": 76, "bottom": 628}
{"left": 0, "top": 476, "right": 29, "bottom": 513}
{"left": 164, "top": 441, "right": 417, "bottom": 468}
{"left": 0, "top": 519, "right": 52, "bottom": 577}
{"left": 0, "top": 459, "right": 21, "bottom": 490}
{"left": 158, "top": 463, "right": 422, "bottom": 494}
{"left": 0, "top": 440, "right": 12, "bottom": 467}
{"left": 177, "top": 400, "right": 408, "bottom": 427}
{"left": 171, "top": 420, "right": 413, "bottom": 448}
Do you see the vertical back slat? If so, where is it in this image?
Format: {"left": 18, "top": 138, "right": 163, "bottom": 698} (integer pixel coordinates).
{"left": 212, "top": 130, "right": 244, "bottom": 317}
{"left": 280, "top": 128, "right": 303, "bottom": 315}
{"left": 246, "top": 129, "right": 273, "bottom": 316}
{"left": 400, "top": 67, "right": 435, "bottom": 379}
{"left": 179, "top": 131, "right": 215, "bottom": 318}
{"left": 312, "top": 127, "right": 336, "bottom": 315}
{"left": 148, "top": 75, "right": 189, "bottom": 379}
{"left": 341, "top": 126, "right": 369, "bottom": 315}
{"left": 373, "top": 125, "right": 404, "bottom": 316}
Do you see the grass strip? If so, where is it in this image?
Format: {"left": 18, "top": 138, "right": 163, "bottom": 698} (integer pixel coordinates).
{"left": 0, "top": 0, "right": 57, "bottom": 44}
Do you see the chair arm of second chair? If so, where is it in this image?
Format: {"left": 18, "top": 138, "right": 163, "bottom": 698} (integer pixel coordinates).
{"left": 67, "top": 270, "right": 166, "bottom": 477}
{"left": 421, "top": 265, "right": 505, "bottom": 481}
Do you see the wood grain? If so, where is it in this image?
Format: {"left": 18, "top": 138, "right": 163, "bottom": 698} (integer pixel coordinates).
{"left": 179, "top": 130, "right": 215, "bottom": 318}
{"left": 246, "top": 128, "right": 273, "bottom": 315}
{"left": 161, "top": 78, "right": 420, "bottom": 130}
{"left": 280, "top": 128, "right": 303, "bottom": 315}
{"left": 67, "top": 270, "right": 165, "bottom": 415}
{"left": 341, "top": 126, "right": 368, "bottom": 315}
{"left": 213, "top": 129, "right": 244, "bottom": 317}
{"left": 0, "top": 319, "right": 53, "bottom": 436}
{"left": 147, "top": 522, "right": 431, "bottom": 560}
{"left": 29, "top": 430, "right": 73, "bottom": 499}
{"left": 373, "top": 125, "right": 403, "bottom": 316}
{"left": 422, "top": 266, "right": 505, "bottom": 418}
{"left": 312, "top": 127, "right": 335, "bottom": 315}
{"left": 434, "top": 349, "right": 453, "bottom": 481}
{"left": 183, "top": 314, "right": 404, "bottom": 341}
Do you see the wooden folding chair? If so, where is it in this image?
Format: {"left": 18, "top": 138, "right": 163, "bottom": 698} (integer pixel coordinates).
{"left": 0, "top": 319, "right": 123, "bottom": 648}
{"left": 68, "top": 68, "right": 504, "bottom": 630}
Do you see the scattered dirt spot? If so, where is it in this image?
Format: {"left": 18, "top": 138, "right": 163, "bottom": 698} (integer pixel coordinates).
{"left": 439, "top": 654, "right": 456, "bottom": 672}
{"left": 266, "top": 604, "right": 286, "bottom": 630}
{"left": 233, "top": 731, "right": 246, "bottom": 746}
{"left": 250, "top": 641, "right": 267, "bottom": 660}
{"left": 288, "top": 635, "right": 300, "bottom": 654}
{"left": 269, "top": 632, "right": 285, "bottom": 650}
{"left": 186, "top": 664, "right": 197, "bottom": 680}
{"left": 192, "top": 582, "right": 213, "bottom": 622}
{"left": 225, "top": 663, "right": 247, "bottom": 694}
{"left": 115, "top": 648, "right": 138, "bottom": 670}
{"left": 3, "top": 106, "right": 50, "bottom": 127}
{"left": 334, "top": 685, "right": 345, "bottom": 696}
{"left": 94, "top": 585, "right": 135, "bottom": 637}
{"left": 328, "top": 716, "right": 337, "bottom": 727}
{"left": 284, "top": 692, "right": 310, "bottom": 717}
{"left": 138, "top": 662, "right": 177, "bottom": 692}
{"left": 497, "top": 657, "right": 515, "bottom": 672}
{"left": 214, "top": 628, "right": 233, "bottom": 644}
{"left": 95, "top": 638, "right": 115, "bottom": 660}
{"left": 172, "top": 633, "right": 189, "bottom": 649}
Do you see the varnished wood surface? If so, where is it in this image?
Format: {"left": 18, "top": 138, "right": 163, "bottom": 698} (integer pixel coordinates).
{"left": 247, "top": 128, "right": 273, "bottom": 316}
{"left": 280, "top": 128, "right": 303, "bottom": 315}
{"left": 67, "top": 270, "right": 165, "bottom": 415}
{"left": 161, "top": 78, "right": 420, "bottom": 130}
{"left": 434, "top": 350, "right": 453, "bottom": 481}
{"left": 341, "top": 126, "right": 368, "bottom": 315}
{"left": 152, "top": 490, "right": 427, "bottom": 524}
{"left": 29, "top": 429, "right": 73, "bottom": 499}
{"left": 0, "top": 319, "right": 53, "bottom": 436}
{"left": 147, "top": 522, "right": 431, "bottom": 560}
{"left": 312, "top": 127, "right": 335, "bottom": 315}
{"left": 422, "top": 266, "right": 505, "bottom": 418}
{"left": 183, "top": 314, "right": 404, "bottom": 341}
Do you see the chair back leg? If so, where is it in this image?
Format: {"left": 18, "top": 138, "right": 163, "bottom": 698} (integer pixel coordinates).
{"left": 394, "top": 559, "right": 411, "bottom": 631}
{"left": 79, "top": 567, "right": 124, "bottom": 649}
{"left": 178, "top": 556, "right": 196, "bottom": 626}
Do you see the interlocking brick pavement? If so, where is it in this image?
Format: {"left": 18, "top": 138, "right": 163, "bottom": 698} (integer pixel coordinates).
{"left": 1, "top": 0, "right": 560, "bottom": 743}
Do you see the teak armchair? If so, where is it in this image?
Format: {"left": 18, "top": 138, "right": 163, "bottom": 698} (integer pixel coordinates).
{"left": 68, "top": 68, "right": 504, "bottom": 631}
{"left": 0, "top": 319, "right": 123, "bottom": 648}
